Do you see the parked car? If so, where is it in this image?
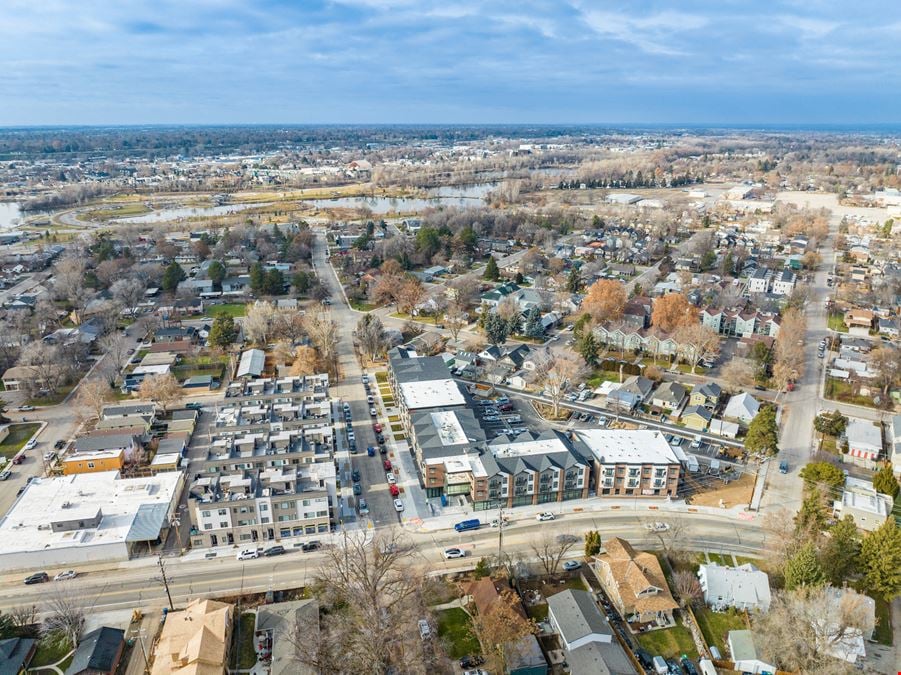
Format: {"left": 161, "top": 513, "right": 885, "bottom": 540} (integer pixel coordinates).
{"left": 236, "top": 549, "right": 259, "bottom": 561}
{"left": 0, "top": 470, "right": 10, "bottom": 481}
{"left": 263, "top": 545, "right": 286, "bottom": 557}
{"left": 680, "top": 656, "right": 699, "bottom": 675}
{"left": 17, "top": 405, "right": 34, "bottom": 412}
{"left": 301, "top": 541, "right": 321, "bottom": 552}
{"left": 562, "top": 560, "right": 582, "bottom": 571}
{"left": 43, "top": 451, "right": 56, "bottom": 462}
{"left": 370, "top": 407, "right": 377, "bottom": 417}
{"left": 666, "top": 657, "right": 684, "bottom": 674}
{"left": 418, "top": 619, "right": 431, "bottom": 640}
{"left": 536, "top": 512, "right": 555, "bottom": 521}
{"left": 352, "top": 469, "right": 361, "bottom": 482}
{"left": 459, "top": 655, "right": 484, "bottom": 669}
{"left": 367, "top": 446, "right": 375, "bottom": 456}
{"left": 634, "top": 648, "right": 654, "bottom": 669}
{"left": 24, "top": 439, "right": 38, "bottom": 451}
{"left": 54, "top": 570, "right": 77, "bottom": 581}
{"left": 389, "top": 484, "right": 400, "bottom": 497}
{"left": 373, "top": 423, "right": 383, "bottom": 433}
{"left": 386, "top": 472, "right": 396, "bottom": 484}
{"left": 393, "top": 499, "right": 404, "bottom": 512}
{"left": 367, "top": 395, "right": 375, "bottom": 404}
{"left": 383, "top": 460, "right": 392, "bottom": 471}
{"left": 24, "top": 572, "right": 49, "bottom": 585}
{"left": 357, "top": 498, "right": 369, "bottom": 515}
{"left": 54, "top": 439, "right": 66, "bottom": 450}
{"left": 779, "top": 460, "right": 789, "bottom": 474}
{"left": 444, "top": 547, "right": 466, "bottom": 559}
{"left": 353, "top": 483, "right": 362, "bottom": 495}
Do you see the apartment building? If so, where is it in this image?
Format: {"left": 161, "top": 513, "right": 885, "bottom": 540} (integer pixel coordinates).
{"left": 200, "top": 424, "right": 334, "bottom": 475}
{"left": 701, "top": 307, "right": 780, "bottom": 339}
{"left": 188, "top": 463, "right": 336, "bottom": 548}
{"left": 387, "top": 347, "right": 468, "bottom": 429}
{"left": 573, "top": 430, "right": 681, "bottom": 498}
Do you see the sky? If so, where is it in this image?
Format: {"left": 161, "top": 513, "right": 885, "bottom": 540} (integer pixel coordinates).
{"left": 1, "top": 0, "right": 899, "bottom": 126}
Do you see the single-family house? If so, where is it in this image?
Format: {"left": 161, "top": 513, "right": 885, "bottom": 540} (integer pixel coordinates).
{"left": 697, "top": 563, "right": 771, "bottom": 612}
{"left": 844, "top": 309, "right": 874, "bottom": 330}
{"left": 151, "top": 599, "right": 233, "bottom": 675}
{"left": 681, "top": 405, "right": 712, "bottom": 431}
{"left": 832, "top": 476, "right": 893, "bottom": 532}
{"left": 650, "top": 381, "right": 687, "bottom": 411}
{"left": 65, "top": 626, "right": 125, "bottom": 675}
{"left": 593, "top": 537, "right": 678, "bottom": 627}
{"left": 0, "top": 637, "right": 36, "bottom": 674}
{"left": 845, "top": 418, "right": 883, "bottom": 466}
{"left": 723, "top": 393, "right": 760, "bottom": 424}
{"left": 708, "top": 418, "right": 739, "bottom": 439}
{"left": 689, "top": 382, "right": 721, "bottom": 410}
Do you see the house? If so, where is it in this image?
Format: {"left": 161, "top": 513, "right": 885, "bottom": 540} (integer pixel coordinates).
{"left": 689, "top": 382, "right": 721, "bottom": 409}
{"left": 844, "top": 309, "right": 874, "bottom": 330}
{"left": 727, "top": 630, "right": 776, "bottom": 675}
{"left": 680, "top": 405, "right": 712, "bottom": 431}
{"left": 723, "top": 393, "right": 760, "bottom": 424}
{"left": 255, "top": 599, "right": 319, "bottom": 675}
{"left": 236, "top": 348, "right": 265, "bottom": 379}
{"left": 1, "top": 364, "right": 64, "bottom": 392}
{"left": 892, "top": 415, "right": 901, "bottom": 477}
{"left": 845, "top": 418, "right": 883, "bottom": 466}
{"left": 546, "top": 589, "right": 635, "bottom": 675}
{"left": 0, "top": 637, "right": 36, "bottom": 675}
{"left": 74, "top": 433, "right": 141, "bottom": 456}
{"left": 771, "top": 269, "right": 796, "bottom": 296}
{"left": 592, "top": 537, "right": 678, "bottom": 626}
{"left": 697, "top": 563, "right": 771, "bottom": 612}
{"left": 466, "top": 578, "right": 548, "bottom": 675}
{"left": 618, "top": 376, "right": 653, "bottom": 403}
{"left": 65, "top": 626, "right": 125, "bottom": 675}
{"left": 832, "top": 476, "right": 893, "bottom": 532}
{"left": 61, "top": 449, "right": 125, "bottom": 475}
{"left": 650, "top": 381, "right": 686, "bottom": 411}
{"left": 151, "top": 598, "right": 233, "bottom": 675}
{"left": 816, "top": 587, "right": 876, "bottom": 664}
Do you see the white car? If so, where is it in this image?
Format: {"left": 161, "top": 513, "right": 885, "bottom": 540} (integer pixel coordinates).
{"left": 236, "top": 549, "right": 259, "bottom": 561}
{"left": 386, "top": 472, "right": 396, "bottom": 484}
{"left": 24, "top": 439, "right": 38, "bottom": 451}
{"left": 444, "top": 548, "right": 466, "bottom": 559}
{"left": 43, "top": 451, "right": 57, "bottom": 462}
{"left": 563, "top": 560, "right": 582, "bottom": 571}
{"left": 54, "top": 570, "right": 77, "bottom": 581}
{"left": 536, "top": 512, "right": 555, "bottom": 522}
{"left": 370, "top": 407, "right": 377, "bottom": 416}
{"left": 393, "top": 499, "right": 405, "bottom": 512}
{"left": 646, "top": 522, "right": 670, "bottom": 532}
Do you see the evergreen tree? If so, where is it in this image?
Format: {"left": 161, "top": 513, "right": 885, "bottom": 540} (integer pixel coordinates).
{"left": 799, "top": 461, "right": 846, "bottom": 490}
{"left": 523, "top": 306, "right": 544, "bottom": 338}
{"left": 161, "top": 261, "right": 186, "bottom": 292}
{"left": 784, "top": 542, "right": 826, "bottom": 590}
{"left": 207, "top": 260, "right": 226, "bottom": 288}
{"left": 484, "top": 312, "right": 510, "bottom": 346}
{"left": 208, "top": 315, "right": 238, "bottom": 348}
{"left": 263, "top": 268, "right": 285, "bottom": 295}
{"left": 820, "top": 515, "right": 860, "bottom": 585}
{"left": 873, "top": 463, "right": 900, "bottom": 500}
{"left": 293, "top": 270, "right": 313, "bottom": 294}
{"left": 744, "top": 405, "right": 779, "bottom": 455}
{"left": 584, "top": 530, "right": 602, "bottom": 557}
{"left": 578, "top": 332, "right": 600, "bottom": 368}
{"left": 860, "top": 520, "right": 901, "bottom": 599}
{"left": 483, "top": 256, "right": 500, "bottom": 281}
{"left": 249, "top": 262, "right": 265, "bottom": 293}
{"left": 794, "top": 486, "right": 827, "bottom": 536}
{"left": 566, "top": 267, "right": 581, "bottom": 293}
{"left": 514, "top": 271, "right": 525, "bottom": 285}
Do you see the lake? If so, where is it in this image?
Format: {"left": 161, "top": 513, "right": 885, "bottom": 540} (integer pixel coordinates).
{"left": 0, "top": 202, "right": 24, "bottom": 230}
{"left": 114, "top": 202, "right": 275, "bottom": 224}
{"left": 306, "top": 182, "right": 499, "bottom": 213}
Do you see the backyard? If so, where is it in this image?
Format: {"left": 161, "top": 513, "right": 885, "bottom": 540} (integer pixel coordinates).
{"left": 635, "top": 616, "right": 699, "bottom": 660}
{"left": 30, "top": 636, "right": 74, "bottom": 672}
{"left": 232, "top": 612, "right": 257, "bottom": 670}
{"left": 208, "top": 303, "right": 247, "bottom": 318}
{"left": 692, "top": 606, "right": 747, "bottom": 653}
{"left": 173, "top": 354, "right": 229, "bottom": 381}
{"left": 435, "top": 607, "right": 480, "bottom": 659}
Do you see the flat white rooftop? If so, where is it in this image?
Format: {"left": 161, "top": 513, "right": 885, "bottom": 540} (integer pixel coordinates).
{"left": 430, "top": 411, "right": 467, "bottom": 446}
{"left": 575, "top": 429, "right": 680, "bottom": 465}
{"left": 0, "top": 470, "right": 181, "bottom": 556}
{"left": 491, "top": 436, "right": 571, "bottom": 458}
{"left": 399, "top": 379, "right": 465, "bottom": 410}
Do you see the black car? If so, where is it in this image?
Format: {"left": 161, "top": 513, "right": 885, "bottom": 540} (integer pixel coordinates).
{"left": 301, "top": 541, "right": 321, "bottom": 552}
{"left": 353, "top": 483, "right": 362, "bottom": 495}
{"left": 376, "top": 435, "right": 385, "bottom": 444}
{"left": 379, "top": 445, "right": 387, "bottom": 455}
{"left": 24, "top": 572, "right": 49, "bottom": 585}
{"left": 263, "top": 545, "right": 286, "bottom": 557}
{"left": 666, "top": 657, "right": 684, "bottom": 674}
{"left": 633, "top": 648, "right": 654, "bottom": 669}
{"left": 459, "top": 655, "right": 484, "bottom": 668}
{"left": 54, "top": 439, "right": 66, "bottom": 450}
{"left": 680, "top": 656, "right": 699, "bottom": 675}
{"left": 185, "top": 402, "right": 204, "bottom": 411}
{"left": 352, "top": 470, "right": 361, "bottom": 482}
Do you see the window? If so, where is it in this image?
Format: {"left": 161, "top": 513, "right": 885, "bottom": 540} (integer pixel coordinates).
{"left": 317, "top": 510, "right": 328, "bottom": 517}
{"left": 203, "top": 524, "right": 213, "bottom": 530}
{"left": 201, "top": 510, "right": 211, "bottom": 518}
{"left": 218, "top": 509, "right": 227, "bottom": 516}
{"left": 219, "top": 522, "right": 228, "bottom": 529}
{"left": 87, "top": 462, "right": 95, "bottom": 469}
{"left": 259, "top": 504, "right": 268, "bottom": 511}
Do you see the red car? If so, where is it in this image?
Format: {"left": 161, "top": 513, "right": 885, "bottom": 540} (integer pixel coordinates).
{"left": 389, "top": 484, "right": 400, "bottom": 497}
{"left": 383, "top": 459, "right": 392, "bottom": 472}
{"left": 373, "top": 423, "right": 383, "bottom": 433}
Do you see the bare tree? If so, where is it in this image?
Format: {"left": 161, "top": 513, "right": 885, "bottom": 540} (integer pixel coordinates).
{"left": 530, "top": 532, "right": 580, "bottom": 576}
{"left": 17, "top": 342, "right": 67, "bottom": 395}
{"left": 642, "top": 517, "right": 686, "bottom": 557}
{"left": 75, "top": 379, "right": 113, "bottom": 421}
{"left": 41, "top": 587, "right": 85, "bottom": 649}
{"left": 673, "top": 570, "right": 703, "bottom": 608}
{"left": 721, "top": 357, "right": 755, "bottom": 391}
{"left": 674, "top": 324, "right": 720, "bottom": 374}
{"left": 271, "top": 340, "right": 295, "bottom": 366}
{"left": 99, "top": 332, "right": 129, "bottom": 372}
{"left": 7, "top": 605, "right": 38, "bottom": 630}
{"left": 137, "top": 373, "right": 182, "bottom": 413}
{"left": 536, "top": 353, "right": 586, "bottom": 417}
{"left": 470, "top": 584, "right": 537, "bottom": 675}
{"left": 243, "top": 300, "right": 277, "bottom": 346}
{"left": 110, "top": 277, "right": 146, "bottom": 317}
{"left": 304, "top": 307, "right": 339, "bottom": 378}
{"left": 444, "top": 301, "right": 468, "bottom": 342}
{"left": 357, "top": 314, "right": 388, "bottom": 361}
{"left": 290, "top": 346, "right": 320, "bottom": 376}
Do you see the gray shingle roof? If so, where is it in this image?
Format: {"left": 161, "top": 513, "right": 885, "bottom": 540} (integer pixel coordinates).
{"left": 65, "top": 626, "right": 123, "bottom": 675}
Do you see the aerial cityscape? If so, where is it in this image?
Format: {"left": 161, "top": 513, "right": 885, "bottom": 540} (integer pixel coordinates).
{"left": 0, "top": 3, "right": 899, "bottom": 675}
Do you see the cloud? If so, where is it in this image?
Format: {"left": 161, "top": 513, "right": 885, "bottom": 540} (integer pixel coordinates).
{"left": 579, "top": 9, "right": 709, "bottom": 55}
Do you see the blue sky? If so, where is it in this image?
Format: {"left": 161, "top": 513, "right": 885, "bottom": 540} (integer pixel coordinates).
{"left": 1, "top": 0, "right": 899, "bottom": 125}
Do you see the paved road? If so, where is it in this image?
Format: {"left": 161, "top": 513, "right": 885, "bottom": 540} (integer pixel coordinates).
{"left": 0, "top": 509, "right": 765, "bottom": 614}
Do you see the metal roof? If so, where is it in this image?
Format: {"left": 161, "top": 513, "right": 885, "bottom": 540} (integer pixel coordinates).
{"left": 125, "top": 503, "right": 169, "bottom": 543}
{"left": 237, "top": 349, "right": 265, "bottom": 378}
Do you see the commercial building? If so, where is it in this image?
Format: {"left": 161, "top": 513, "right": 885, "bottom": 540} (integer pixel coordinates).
{"left": 0, "top": 471, "right": 183, "bottom": 571}
{"left": 188, "top": 463, "right": 336, "bottom": 548}
{"left": 573, "top": 430, "right": 681, "bottom": 498}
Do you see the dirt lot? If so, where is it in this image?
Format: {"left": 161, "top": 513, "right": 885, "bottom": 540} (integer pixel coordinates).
{"left": 688, "top": 473, "right": 755, "bottom": 509}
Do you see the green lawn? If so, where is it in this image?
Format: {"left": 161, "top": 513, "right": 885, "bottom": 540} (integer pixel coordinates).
{"left": 26, "top": 385, "right": 74, "bottom": 406}
{"left": 350, "top": 300, "right": 377, "bottom": 312}
{"left": 705, "top": 553, "right": 731, "bottom": 566}
{"left": 824, "top": 378, "right": 881, "bottom": 408}
{"left": 209, "top": 303, "right": 247, "bottom": 318}
{"left": 0, "top": 423, "right": 41, "bottom": 459}
{"left": 30, "top": 637, "right": 73, "bottom": 669}
{"left": 435, "top": 608, "right": 480, "bottom": 659}
{"left": 636, "top": 617, "right": 699, "bottom": 660}
{"left": 693, "top": 607, "right": 747, "bottom": 653}
{"left": 827, "top": 312, "right": 848, "bottom": 333}
{"left": 391, "top": 312, "right": 439, "bottom": 325}
{"left": 586, "top": 370, "right": 619, "bottom": 389}
{"left": 234, "top": 612, "right": 257, "bottom": 669}
{"left": 527, "top": 603, "right": 549, "bottom": 622}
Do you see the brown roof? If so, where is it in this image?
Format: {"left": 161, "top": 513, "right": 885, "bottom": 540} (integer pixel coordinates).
{"left": 596, "top": 538, "right": 678, "bottom": 615}
{"left": 466, "top": 577, "right": 528, "bottom": 620}
{"left": 151, "top": 598, "right": 232, "bottom": 675}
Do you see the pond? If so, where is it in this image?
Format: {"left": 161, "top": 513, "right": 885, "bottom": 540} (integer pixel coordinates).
{"left": 306, "top": 182, "right": 499, "bottom": 213}
{"left": 113, "top": 201, "right": 275, "bottom": 224}
{"left": 0, "top": 202, "right": 24, "bottom": 230}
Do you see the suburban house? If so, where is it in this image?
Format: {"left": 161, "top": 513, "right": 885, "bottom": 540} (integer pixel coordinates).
{"left": 844, "top": 309, "right": 874, "bottom": 330}
{"left": 689, "top": 382, "right": 721, "bottom": 409}
{"left": 467, "top": 578, "right": 548, "bottom": 675}
{"left": 680, "top": 405, "right": 712, "bottom": 431}
{"left": 845, "top": 418, "right": 883, "bottom": 467}
{"left": 61, "top": 449, "right": 126, "bottom": 475}
{"left": 697, "top": 563, "right": 771, "bottom": 612}
{"left": 727, "top": 630, "right": 776, "bottom": 675}
{"left": 151, "top": 599, "right": 233, "bottom": 675}
{"left": 546, "top": 589, "right": 634, "bottom": 675}
{"left": 650, "top": 381, "right": 687, "bottom": 411}
{"left": 723, "top": 393, "right": 760, "bottom": 424}
{"left": 255, "top": 599, "right": 320, "bottom": 675}
{"left": 0, "top": 637, "right": 36, "bottom": 674}
{"left": 592, "top": 537, "right": 678, "bottom": 627}
{"left": 65, "top": 626, "right": 125, "bottom": 675}
{"left": 815, "top": 587, "right": 876, "bottom": 665}
{"left": 832, "top": 476, "right": 893, "bottom": 532}
{"left": 700, "top": 307, "right": 780, "bottom": 339}
{"left": 0, "top": 364, "right": 63, "bottom": 392}
{"left": 573, "top": 430, "right": 681, "bottom": 498}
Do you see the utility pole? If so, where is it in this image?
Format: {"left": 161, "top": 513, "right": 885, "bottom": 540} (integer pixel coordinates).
{"left": 156, "top": 554, "right": 175, "bottom": 611}
{"left": 496, "top": 506, "right": 504, "bottom": 562}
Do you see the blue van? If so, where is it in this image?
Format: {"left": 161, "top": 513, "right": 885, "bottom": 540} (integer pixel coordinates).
{"left": 454, "top": 519, "right": 481, "bottom": 533}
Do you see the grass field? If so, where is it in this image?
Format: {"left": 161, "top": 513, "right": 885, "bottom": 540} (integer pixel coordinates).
{"left": 0, "top": 423, "right": 41, "bottom": 459}
{"left": 435, "top": 608, "right": 480, "bottom": 659}
{"left": 350, "top": 300, "right": 377, "bottom": 312}
{"left": 77, "top": 203, "right": 150, "bottom": 221}
{"left": 30, "top": 637, "right": 73, "bottom": 670}
{"left": 827, "top": 312, "right": 849, "bottom": 333}
{"left": 636, "top": 616, "right": 699, "bottom": 660}
{"left": 208, "top": 303, "right": 247, "bottom": 318}
{"left": 233, "top": 612, "right": 257, "bottom": 669}
{"left": 693, "top": 607, "right": 747, "bottom": 653}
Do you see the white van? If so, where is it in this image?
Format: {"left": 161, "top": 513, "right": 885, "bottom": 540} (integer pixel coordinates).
{"left": 652, "top": 655, "right": 668, "bottom": 675}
